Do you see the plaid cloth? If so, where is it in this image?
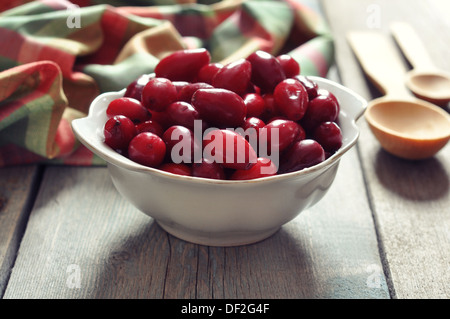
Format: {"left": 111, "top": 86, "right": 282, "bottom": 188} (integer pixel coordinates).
{"left": 0, "top": 0, "right": 334, "bottom": 166}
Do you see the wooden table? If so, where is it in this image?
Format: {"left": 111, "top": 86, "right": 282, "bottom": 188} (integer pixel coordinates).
{"left": 1, "top": 0, "right": 449, "bottom": 300}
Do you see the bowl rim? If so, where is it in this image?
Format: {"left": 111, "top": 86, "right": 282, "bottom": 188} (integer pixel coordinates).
{"left": 72, "top": 76, "right": 367, "bottom": 185}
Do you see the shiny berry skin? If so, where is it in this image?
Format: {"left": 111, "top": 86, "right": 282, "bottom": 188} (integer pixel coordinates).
{"left": 172, "top": 81, "right": 189, "bottom": 94}
{"left": 318, "top": 88, "right": 339, "bottom": 104}
{"left": 177, "top": 82, "right": 213, "bottom": 102}
{"left": 242, "top": 116, "right": 265, "bottom": 133}
{"left": 162, "top": 125, "right": 201, "bottom": 164}
{"left": 159, "top": 163, "right": 192, "bottom": 176}
{"left": 301, "top": 91, "right": 339, "bottom": 132}
{"left": 246, "top": 50, "right": 286, "bottom": 93}
{"left": 124, "top": 73, "right": 154, "bottom": 101}
{"left": 276, "top": 54, "right": 300, "bottom": 78}
{"left": 273, "top": 78, "right": 308, "bottom": 121}
{"left": 155, "top": 48, "right": 211, "bottom": 82}
{"left": 294, "top": 75, "right": 318, "bottom": 100}
{"left": 106, "top": 97, "right": 149, "bottom": 123}
{"left": 104, "top": 115, "right": 137, "bottom": 152}
{"left": 243, "top": 93, "right": 265, "bottom": 118}
{"left": 242, "top": 117, "right": 265, "bottom": 147}
{"left": 165, "top": 101, "right": 204, "bottom": 131}
{"left": 266, "top": 116, "right": 288, "bottom": 123}
{"left": 313, "top": 121, "right": 343, "bottom": 153}
{"left": 135, "top": 120, "right": 164, "bottom": 137}
{"left": 230, "top": 157, "right": 278, "bottom": 180}
{"left": 260, "top": 93, "right": 280, "bottom": 122}
{"left": 149, "top": 110, "right": 171, "bottom": 130}
{"left": 191, "top": 158, "right": 226, "bottom": 180}
{"left": 196, "top": 63, "right": 223, "bottom": 84}
{"left": 141, "top": 77, "right": 178, "bottom": 112}
{"left": 191, "top": 88, "right": 246, "bottom": 128}
{"left": 212, "top": 59, "right": 252, "bottom": 96}
{"left": 203, "top": 129, "right": 257, "bottom": 170}
{"left": 260, "top": 119, "right": 305, "bottom": 153}
{"left": 128, "top": 132, "right": 166, "bottom": 168}
{"left": 279, "top": 139, "right": 325, "bottom": 173}
{"left": 318, "top": 88, "right": 340, "bottom": 114}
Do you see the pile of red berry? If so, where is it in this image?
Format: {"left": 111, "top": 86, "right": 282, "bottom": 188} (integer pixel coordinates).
{"left": 103, "top": 48, "right": 342, "bottom": 180}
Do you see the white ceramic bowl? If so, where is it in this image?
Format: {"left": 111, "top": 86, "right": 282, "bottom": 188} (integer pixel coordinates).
{"left": 72, "top": 76, "right": 367, "bottom": 246}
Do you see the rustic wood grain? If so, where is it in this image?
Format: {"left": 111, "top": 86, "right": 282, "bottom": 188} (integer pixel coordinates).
{"left": 3, "top": 147, "right": 388, "bottom": 298}
{"left": 0, "top": 165, "right": 42, "bottom": 296}
{"left": 321, "top": 0, "right": 450, "bottom": 298}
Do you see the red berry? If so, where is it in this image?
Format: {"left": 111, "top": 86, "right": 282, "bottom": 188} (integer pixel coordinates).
{"left": 155, "top": 48, "right": 211, "bottom": 82}
{"left": 128, "top": 132, "right": 166, "bottom": 168}
{"left": 318, "top": 88, "right": 339, "bottom": 104}
{"left": 191, "top": 158, "right": 226, "bottom": 180}
{"left": 203, "top": 129, "right": 257, "bottom": 170}
{"left": 172, "top": 81, "right": 189, "bottom": 94}
{"left": 279, "top": 139, "right": 325, "bottom": 173}
{"left": 301, "top": 91, "right": 339, "bottom": 132}
{"left": 241, "top": 116, "right": 265, "bottom": 148}
{"left": 243, "top": 93, "right": 265, "bottom": 118}
{"left": 260, "top": 119, "right": 305, "bottom": 154}
{"left": 141, "top": 77, "right": 178, "bottom": 112}
{"left": 294, "top": 75, "right": 318, "bottom": 100}
{"left": 212, "top": 58, "right": 252, "bottom": 96}
{"left": 159, "top": 163, "right": 192, "bottom": 176}
{"left": 104, "top": 115, "right": 137, "bottom": 152}
{"left": 276, "top": 54, "right": 300, "bottom": 78}
{"left": 162, "top": 125, "right": 201, "bottom": 164}
{"left": 273, "top": 78, "right": 308, "bottom": 121}
{"left": 318, "top": 88, "right": 340, "bottom": 114}
{"left": 247, "top": 50, "right": 286, "bottom": 93}
{"left": 135, "top": 120, "right": 164, "bottom": 137}
{"left": 165, "top": 101, "right": 204, "bottom": 131}
{"left": 313, "top": 121, "right": 343, "bottom": 153}
{"left": 106, "top": 97, "right": 149, "bottom": 123}
{"left": 260, "top": 93, "right": 280, "bottom": 122}
{"left": 177, "top": 82, "right": 213, "bottom": 102}
{"left": 266, "top": 116, "right": 288, "bottom": 123}
{"left": 191, "top": 88, "right": 246, "bottom": 128}
{"left": 230, "top": 157, "right": 278, "bottom": 180}
{"left": 124, "top": 73, "right": 154, "bottom": 101}
{"left": 242, "top": 116, "right": 265, "bottom": 133}
{"left": 196, "top": 63, "right": 223, "bottom": 84}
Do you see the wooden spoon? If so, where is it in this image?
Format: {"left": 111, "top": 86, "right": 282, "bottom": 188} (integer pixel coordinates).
{"left": 390, "top": 22, "right": 450, "bottom": 107}
{"left": 347, "top": 31, "right": 450, "bottom": 160}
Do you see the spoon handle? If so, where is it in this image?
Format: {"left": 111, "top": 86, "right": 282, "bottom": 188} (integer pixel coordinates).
{"left": 347, "top": 31, "right": 410, "bottom": 98}
{"left": 390, "top": 22, "right": 436, "bottom": 70}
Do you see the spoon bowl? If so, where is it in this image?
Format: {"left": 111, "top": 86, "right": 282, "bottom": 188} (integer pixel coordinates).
{"left": 391, "top": 22, "right": 450, "bottom": 106}
{"left": 365, "top": 97, "right": 450, "bottom": 160}
{"left": 404, "top": 70, "right": 450, "bottom": 106}
{"left": 348, "top": 30, "right": 450, "bottom": 160}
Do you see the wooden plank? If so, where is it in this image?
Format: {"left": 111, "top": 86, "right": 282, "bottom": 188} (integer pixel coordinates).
{"left": 0, "top": 165, "right": 42, "bottom": 296}
{"left": 4, "top": 147, "right": 388, "bottom": 298}
{"left": 2, "top": 166, "right": 167, "bottom": 299}
{"left": 321, "top": 0, "right": 450, "bottom": 298}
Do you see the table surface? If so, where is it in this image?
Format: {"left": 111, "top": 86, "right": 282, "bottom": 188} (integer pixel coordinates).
{"left": 1, "top": 0, "right": 449, "bottom": 299}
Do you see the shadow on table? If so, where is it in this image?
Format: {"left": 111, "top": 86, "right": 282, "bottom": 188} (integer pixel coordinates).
{"left": 91, "top": 213, "right": 389, "bottom": 299}
{"left": 374, "top": 148, "right": 449, "bottom": 201}
{"left": 91, "top": 220, "right": 325, "bottom": 299}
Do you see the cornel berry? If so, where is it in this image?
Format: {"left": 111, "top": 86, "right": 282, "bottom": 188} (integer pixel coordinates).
{"left": 104, "top": 49, "right": 343, "bottom": 180}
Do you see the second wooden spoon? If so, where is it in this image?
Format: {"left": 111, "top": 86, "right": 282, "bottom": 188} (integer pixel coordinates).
{"left": 390, "top": 21, "right": 450, "bottom": 107}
